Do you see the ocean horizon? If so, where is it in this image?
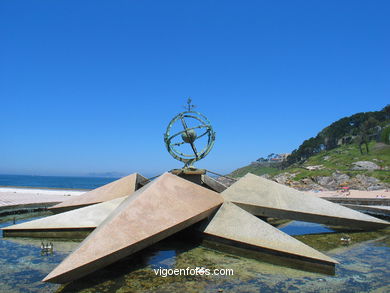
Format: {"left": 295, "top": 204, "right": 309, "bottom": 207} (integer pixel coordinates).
{"left": 0, "top": 174, "right": 121, "bottom": 190}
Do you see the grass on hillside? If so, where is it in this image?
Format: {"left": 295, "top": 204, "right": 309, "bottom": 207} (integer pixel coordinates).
{"left": 229, "top": 142, "right": 390, "bottom": 183}
{"left": 229, "top": 164, "right": 280, "bottom": 178}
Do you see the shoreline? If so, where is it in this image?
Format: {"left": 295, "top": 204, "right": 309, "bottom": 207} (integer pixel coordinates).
{"left": 305, "top": 189, "right": 389, "bottom": 199}
{"left": 0, "top": 187, "right": 85, "bottom": 213}
{"left": 0, "top": 185, "right": 91, "bottom": 192}
{"left": 0, "top": 186, "right": 388, "bottom": 217}
{"left": 1, "top": 185, "right": 388, "bottom": 199}
{"left": 0, "top": 187, "right": 88, "bottom": 195}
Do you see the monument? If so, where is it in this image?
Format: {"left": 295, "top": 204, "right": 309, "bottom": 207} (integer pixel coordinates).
{"left": 2, "top": 98, "right": 389, "bottom": 284}
{"left": 164, "top": 97, "right": 216, "bottom": 169}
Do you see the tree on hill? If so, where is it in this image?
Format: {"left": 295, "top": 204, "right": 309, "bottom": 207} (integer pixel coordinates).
{"left": 356, "top": 133, "right": 369, "bottom": 154}
{"left": 382, "top": 126, "right": 390, "bottom": 144}
{"left": 267, "top": 153, "right": 276, "bottom": 160}
{"left": 383, "top": 104, "right": 390, "bottom": 120}
{"left": 285, "top": 106, "right": 388, "bottom": 166}
{"left": 356, "top": 117, "right": 380, "bottom": 154}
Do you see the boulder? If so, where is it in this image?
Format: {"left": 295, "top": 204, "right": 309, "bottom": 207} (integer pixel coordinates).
{"left": 332, "top": 172, "right": 350, "bottom": 184}
{"left": 356, "top": 174, "right": 380, "bottom": 185}
{"left": 315, "top": 176, "right": 334, "bottom": 187}
{"left": 314, "top": 173, "right": 350, "bottom": 190}
{"left": 352, "top": 161, "right": 380, "bottom": 170}
{"left": 274, "top": 173, "right": 293, "bottom": 185}
{"left": 305, "top": 165, "right": 324, "bottom": 171}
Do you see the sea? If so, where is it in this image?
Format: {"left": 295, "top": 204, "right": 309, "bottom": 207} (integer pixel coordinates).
{"left": 0, "top": 174, "right": 119, "bottom": 190}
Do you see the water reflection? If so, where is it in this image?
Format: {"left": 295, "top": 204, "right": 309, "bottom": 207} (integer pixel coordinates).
{"left": 279, "top": 221, "right": 335, "bottom": 235}
{"left": 148, "top": 250, "right": 177, "bottom": 269}
{"left": 0, "top": 213, "right": 81, "bottom": 293}
{"left": 58, "top": 232, "right": 390, "bottom": 293}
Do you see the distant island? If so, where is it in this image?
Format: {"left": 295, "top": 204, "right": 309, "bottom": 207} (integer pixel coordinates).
{"left": 86, "top": 172, "right": 124, "bottom": 178}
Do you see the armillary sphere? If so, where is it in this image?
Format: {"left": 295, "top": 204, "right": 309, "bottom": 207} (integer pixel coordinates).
{"left": 164, "top": 99, "right": 216, "bottom": 167}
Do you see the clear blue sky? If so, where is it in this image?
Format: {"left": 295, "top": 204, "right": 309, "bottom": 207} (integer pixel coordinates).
{"left": 1, "top": 1, "right": 389, "bottom": 177}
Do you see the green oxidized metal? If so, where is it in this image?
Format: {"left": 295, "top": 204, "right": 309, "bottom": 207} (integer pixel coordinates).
{"left": 164, "top": 109, "right": 216, "bottom": 167}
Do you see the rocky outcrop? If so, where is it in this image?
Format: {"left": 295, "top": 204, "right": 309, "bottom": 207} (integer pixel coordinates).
{"left": 352, "top": 161, "right": 380, "bottom": 170}
{"left": 353, "top": 174, "right": 386, "bottom": 190}
{"left": 273, "top": 173, "right": 295, "bottom": 185}
{"left": 314, "top": 172, "right": 350, "bottom": 190}
{"left": 305, "top": 165, "right": 324, "bottom": 171}
{"left": 276, "top": 172, "right": 387, "bottom": 191}
{"left": 226, "top": 168, "right": 388, "bottom": 191}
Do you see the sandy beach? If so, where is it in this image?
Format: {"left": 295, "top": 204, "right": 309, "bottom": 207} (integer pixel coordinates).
{"left": 0, "top": 187, "right": 85, "bottom": 210}
{"left": 305, "top": 189, "right": 389, "bottom": 199}
{"left": 0, "top": 185, "right": 388, "bottom": 212}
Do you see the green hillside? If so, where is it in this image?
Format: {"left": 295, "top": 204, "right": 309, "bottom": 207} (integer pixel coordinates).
{"left": 229, "top": 141, "right": 390, "bottom": 185}
{"left": 285, "top": 141, "right": 389, "bottom": 183}
{"left": 229, "top": 164, "right": 280, "bottom": 178}
{"left": 228, "top": 105, "right": 390, "bottom": 189}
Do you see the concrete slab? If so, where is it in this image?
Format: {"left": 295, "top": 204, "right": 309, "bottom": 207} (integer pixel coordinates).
{"left": 201, "top": 175, "right": 228, "bottom": 193}
{"left": 321, "top": 197, "right": 390, "bottom": 206}
{"left": 343, "top": 204, "right": 390, "bottom": 217}
{"left": 49, "top": 173, "right": 147, "bottom": 213}
{"left": 2, "top": 197, "right": 127, "bottom": 238}
{"left": 200, "top": 202, "right": 337, "bottom": 273}
{"left": 222, "top": 173, "right": 389, "bottom": 230}
{"left": 43, "top": 172, "right": 223, "bottom": 283}
{"left": 0, "top": 203, "right": 59, "bottom": 217}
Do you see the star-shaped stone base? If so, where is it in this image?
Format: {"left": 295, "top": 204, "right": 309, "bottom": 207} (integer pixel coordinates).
{"left": 2, "top": 172, "right": 388, "bottom": 284}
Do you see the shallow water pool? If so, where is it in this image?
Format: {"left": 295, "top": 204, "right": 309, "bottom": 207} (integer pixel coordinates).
{"left": 0, "top": 214, "right": 389, "bottom": 293}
